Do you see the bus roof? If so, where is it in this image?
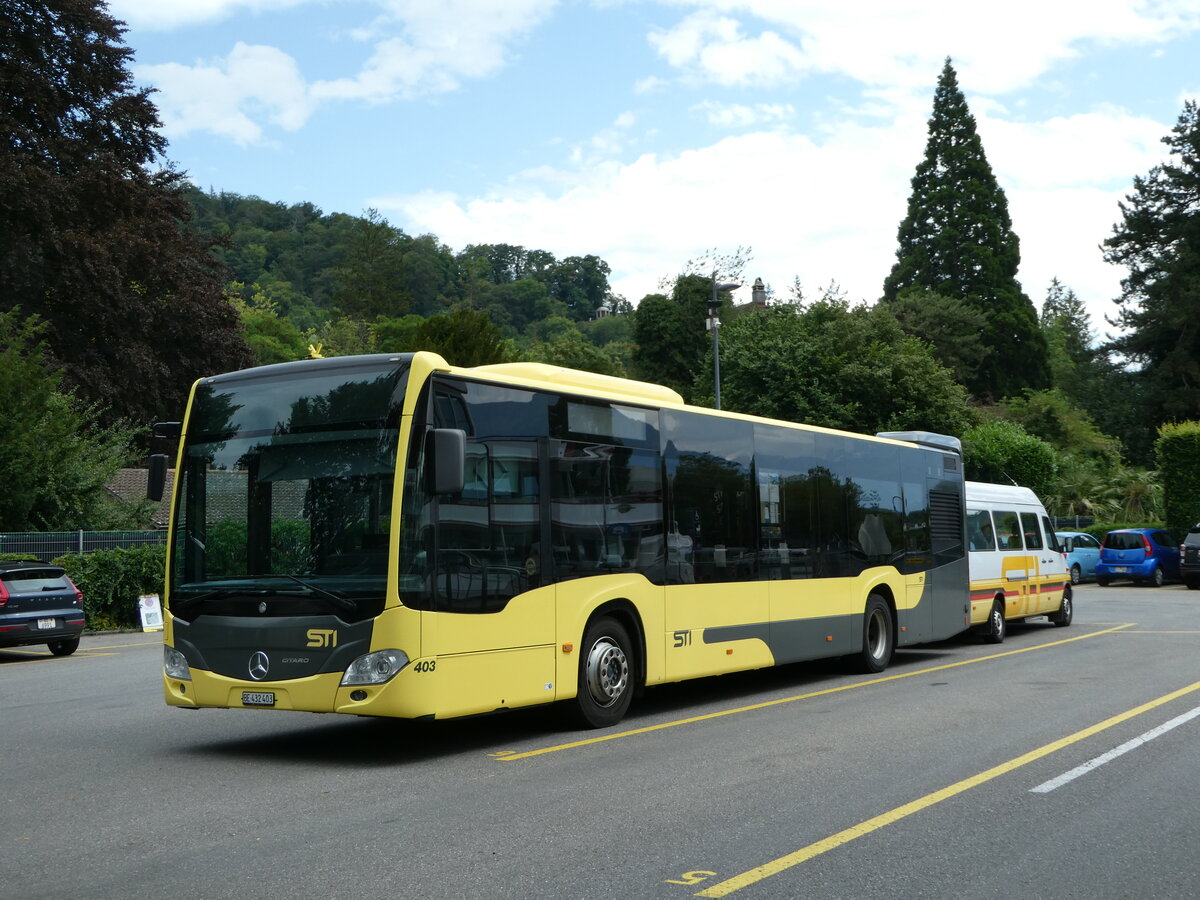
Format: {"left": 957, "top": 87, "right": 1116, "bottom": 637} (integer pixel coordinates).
{"left": 965, "top": 480, "right": 1042, "bottom": 507}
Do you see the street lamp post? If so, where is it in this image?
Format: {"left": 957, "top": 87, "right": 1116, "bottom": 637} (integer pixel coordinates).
{"left": 708, "top": 271, "right": 741, "bottom": 410}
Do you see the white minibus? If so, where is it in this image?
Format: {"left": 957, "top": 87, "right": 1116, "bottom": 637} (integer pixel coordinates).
{"left": 965, "top": 481, "right": 1072, "bottom": 642}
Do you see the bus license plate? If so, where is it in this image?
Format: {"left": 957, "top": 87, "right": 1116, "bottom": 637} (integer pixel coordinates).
{"left": 242, "top": 691, "right": 276, "bottom": 707}
{"left": 37, "top": 618, "right": 57, "bottom": 630}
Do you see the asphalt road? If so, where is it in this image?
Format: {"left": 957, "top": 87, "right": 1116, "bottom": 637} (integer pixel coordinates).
{"left": 4, "top": 581, "right": 1200, "bottom": 899}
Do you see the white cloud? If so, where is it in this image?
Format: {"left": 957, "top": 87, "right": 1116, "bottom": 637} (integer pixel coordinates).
{"left": 649, "top": 11, "right": 809, "bottom": 86}
{"left": 131, "top": 0, "right": 558, "bottom": 140}
{"left": 138, "top": 43, "right": 312, "bottom": 144}
{"left": 379, "top": 105, "right": 1166, "bottom": 340}
{"left": 647, "top": 0, "right": 1200, "bottom": 94}
{"left": 311, "top": 0, "right": 558, "bottom": 101}
{"left": 108, "top": 0, "right": 308, "bottom": 30}
{"left": 693, "top": 100, "right": 794, "bottom": 127}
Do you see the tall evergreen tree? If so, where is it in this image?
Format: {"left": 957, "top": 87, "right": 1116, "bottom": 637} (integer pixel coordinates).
{"left": 0, "top": 1, "right": 252, "bottom": 428}
{"left": 882, "top": 58, "right": 1047, "bottom": 400}
{"left": 1104, "top": 99, "right": 1200, "bottom": 425}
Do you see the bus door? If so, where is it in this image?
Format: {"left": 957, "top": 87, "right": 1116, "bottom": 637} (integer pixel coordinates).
{"left": 424, "top": 436, "right": 557, "bottom": 717}
{"left": 994, "top": 509, "right": 1035, "bottom": 617}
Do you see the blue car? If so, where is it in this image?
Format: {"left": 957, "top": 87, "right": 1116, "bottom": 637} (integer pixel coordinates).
{"left": 1095, "top": 528, "right": 1180, "bottom": 587}
{"left": 1057, "top": 531, "right": 1101, "bottom": 585}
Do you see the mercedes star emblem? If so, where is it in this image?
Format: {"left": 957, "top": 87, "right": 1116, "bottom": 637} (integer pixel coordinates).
{"left": 248, "top": 651, "right": 270, "bottom": 681}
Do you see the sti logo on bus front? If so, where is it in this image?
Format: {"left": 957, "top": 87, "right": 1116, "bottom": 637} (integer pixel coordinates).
{"left": 306, "top": 629, "right": 337, "bottom": 648}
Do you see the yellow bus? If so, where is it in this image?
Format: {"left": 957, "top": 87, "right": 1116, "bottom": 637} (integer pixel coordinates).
{"left": 154, "top": 352, "right": 969, "bottom": 727}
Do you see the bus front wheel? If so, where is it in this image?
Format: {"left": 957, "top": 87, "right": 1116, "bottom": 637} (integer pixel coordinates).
{"left": 857, "top": 594, "right": 894, "bottom": 674}
{"left": 573, "top": 616, "right": 634, "bottom": 729}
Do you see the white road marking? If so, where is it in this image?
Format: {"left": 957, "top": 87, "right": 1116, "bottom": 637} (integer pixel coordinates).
{"left": 1030, "top": 704, "right": 1200, "bottom": 794}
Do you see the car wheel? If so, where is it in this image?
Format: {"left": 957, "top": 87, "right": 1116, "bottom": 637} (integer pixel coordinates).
{"left": 1187, "top": 579, "right": 1200, "bottom": 591}
{"left": 984, "top": 599, "right": 1006, "bottom": 644}
{"left": 572, "top": 616, "right": 634, "bottom": 728}
{"left": 47, "top": 637, "right": 80, "bottom": 656}
{"left": 1149, "top": 566, "right": 1164, "bottom": 588}
{"left": 856, "top": 593, "right": 894, "bottom": 673}
{"left": 1097, "top": 577, "right": 1111, "bottom": 587}
{"left": 1070, "top": 564, "right": 1081, "bottom": 586}
{"left": 1051, "top": 587, "right": 1073, "bottom": 627}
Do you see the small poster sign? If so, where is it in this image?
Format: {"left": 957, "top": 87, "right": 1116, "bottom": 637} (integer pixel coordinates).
{"left": 138, "top": 593, "right": 164, "bottom": 632}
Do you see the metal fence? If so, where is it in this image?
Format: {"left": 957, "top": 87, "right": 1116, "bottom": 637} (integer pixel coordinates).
{"left": 0, "top": 530, "right": 167, "bottom": 562}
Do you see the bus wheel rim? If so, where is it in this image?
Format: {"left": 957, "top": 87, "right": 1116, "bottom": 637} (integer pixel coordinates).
{"left": 585, "top": 637, "right": 628, "bottom": 707}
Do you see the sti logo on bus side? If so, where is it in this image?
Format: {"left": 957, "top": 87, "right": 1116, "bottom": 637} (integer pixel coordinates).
{"left": 307, "top": 629, "right": 338, "bottom": 648}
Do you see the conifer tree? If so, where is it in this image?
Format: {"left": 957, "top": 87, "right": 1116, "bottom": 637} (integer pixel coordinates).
{"left": 882, "top": 58, "right": 1047, "bottom": 400}
{"left": 1104, "top": 100, "right": 1200, "bottom": 425}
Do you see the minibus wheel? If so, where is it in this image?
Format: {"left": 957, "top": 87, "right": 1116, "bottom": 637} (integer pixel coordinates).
{"left": 984, "top": 600, "right": 1006, "bottom": 644}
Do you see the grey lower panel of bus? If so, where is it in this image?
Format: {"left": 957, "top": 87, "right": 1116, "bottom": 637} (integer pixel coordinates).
{"left": 700, "top": 572, "right": 970, "bottom": 663}
{"left": 172, "top": 615, "right": 374, "bottom": 681}
{"left": 702, "top": 616, "right": 859, "bottom": 663}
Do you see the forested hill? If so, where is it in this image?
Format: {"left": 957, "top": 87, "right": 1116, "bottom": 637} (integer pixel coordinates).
{"left": 185, "top": 186, "right": 632, "bottom": 347}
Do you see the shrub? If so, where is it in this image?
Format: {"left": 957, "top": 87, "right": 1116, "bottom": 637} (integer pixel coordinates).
{"left": 1155, "top": 421, "right": 1200, "bottom": 538}
{"left": 53, "top": 545, "right": 165, "bottom": 631}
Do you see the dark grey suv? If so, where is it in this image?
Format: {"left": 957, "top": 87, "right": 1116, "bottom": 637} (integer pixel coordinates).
{"left": 1181, "top": 525, "right": 1200, "bottom": 591}
{"left": 0, "top": 562, "right": 86, "bottom": 656}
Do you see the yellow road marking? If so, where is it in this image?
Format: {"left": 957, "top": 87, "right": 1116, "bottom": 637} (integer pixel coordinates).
{"left": 495, "top": 624, "right": 1134, "bottom": 761}
{"left": 1113, "top": 630, "right": 1200, "bottom": 635}
{"left": 82, "top": 639, "right": 162, "bottom": 650}
{"left": 696, "top": 677, "right": 1200, "bottom": 896}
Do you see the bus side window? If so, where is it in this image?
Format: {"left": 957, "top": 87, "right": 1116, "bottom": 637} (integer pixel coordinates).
{"left": 1021, "top": 512, "right": 1043, "bottom": 550}
{"left": 966, "top": 509, "right": 996, "bottom": 551}
{"left": 993, "top": 510, "right": 1021, "bottom": 550}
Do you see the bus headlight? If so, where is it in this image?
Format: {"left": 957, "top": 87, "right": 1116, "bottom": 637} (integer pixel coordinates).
{"left": 341, "top": 649, "right": 410, "bottom": 686}
{"left": 164, "top": 646, "right": 192, "bottom": 681}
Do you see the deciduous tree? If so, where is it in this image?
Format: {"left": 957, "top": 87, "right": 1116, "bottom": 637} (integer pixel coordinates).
{"left": 0, "top": 0, "right": 253, "bottom": 427}
{"left": 698, "top": 299, "right": 976, "bottom": 437}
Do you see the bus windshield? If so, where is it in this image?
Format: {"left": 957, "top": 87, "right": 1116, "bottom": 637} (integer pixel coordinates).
{"left": 168, "top": 356, "right": 410, "bottom": 621}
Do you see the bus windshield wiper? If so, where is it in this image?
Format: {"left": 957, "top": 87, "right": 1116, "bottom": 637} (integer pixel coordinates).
{"left": 266, "top": 575, "right": 357, "bottom": 615}
{"left": 170, "top": 586, "right": 268, "bottom": 615}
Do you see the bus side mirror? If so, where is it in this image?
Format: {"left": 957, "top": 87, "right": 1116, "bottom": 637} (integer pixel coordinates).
{"left": 148, "top": 453, "right": 169, "bottom": 502}
{"left": 1063, "top": 538, "right": 1074, "bottom": 552}
{"left": 427, "top": 428, "right": 466, "bottom": 495}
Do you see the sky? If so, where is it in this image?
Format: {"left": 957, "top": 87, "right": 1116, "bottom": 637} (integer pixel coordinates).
{"left": 107, "top": 0, "right": 1200, "bottom": 340}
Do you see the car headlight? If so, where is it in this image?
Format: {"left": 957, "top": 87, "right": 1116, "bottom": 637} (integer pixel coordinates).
{"left": 341, "top": 649, "right": 410, "bottom": 686}
{"left": 164, "top": 645, "right": 192, "bottom": 681}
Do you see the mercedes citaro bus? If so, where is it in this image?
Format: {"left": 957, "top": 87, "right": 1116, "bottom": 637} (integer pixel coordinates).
{"left": 151, "top": 352, "right": 970, "bottom": 727}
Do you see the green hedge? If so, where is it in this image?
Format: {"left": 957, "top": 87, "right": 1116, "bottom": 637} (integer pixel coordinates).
{"left": 53, "top": 545, "right": 165, "bottom": 631}
{"left": 1156, "top": 421, "right": 1200, "bottom": 538}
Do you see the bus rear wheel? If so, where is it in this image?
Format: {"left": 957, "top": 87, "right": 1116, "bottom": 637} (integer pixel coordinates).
{"left": 573, "top": 616, "right": 634, "bottom": 729}
{"left": 856, "top": 594, "right": 893, "bottom": 674}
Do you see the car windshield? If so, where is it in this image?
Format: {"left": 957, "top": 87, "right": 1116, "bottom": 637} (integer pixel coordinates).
{"left": 168, "top": 357, "right": 410, "bottom": 620}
